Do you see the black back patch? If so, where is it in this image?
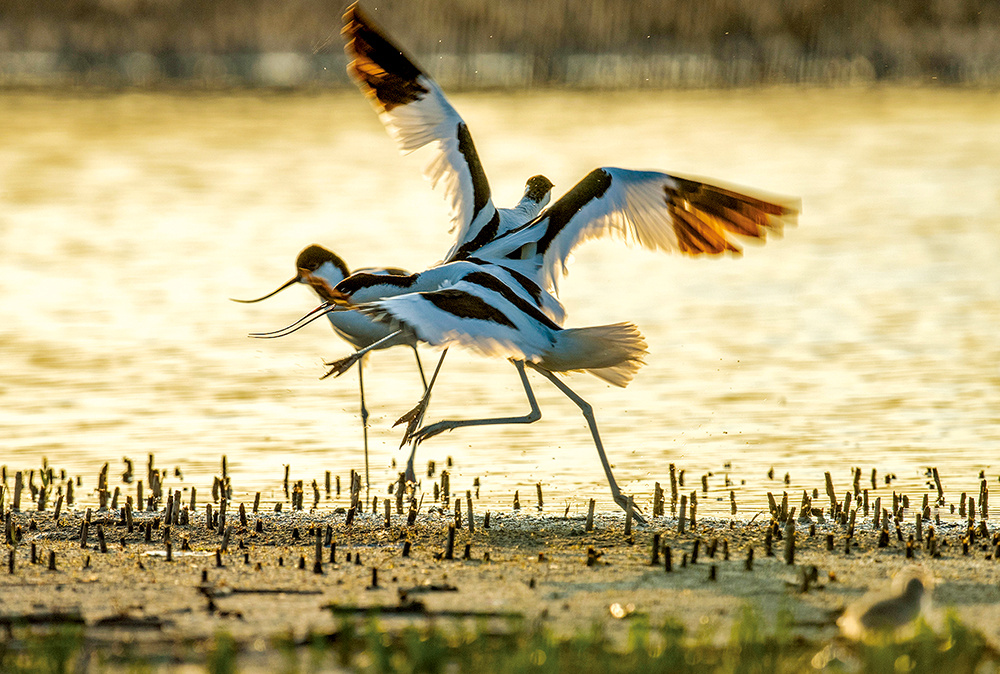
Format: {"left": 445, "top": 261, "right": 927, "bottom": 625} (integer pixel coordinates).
{"left": 448, "top": 209, "right": 500, "bottom": 261}
{"left": 423, "top": 289, "right": 516, "bottom": 328}
{"left": 337, "top": 272, "right": 418, "bottom": 296}
{"left": 462, "top": 271, "right": 560, "bottom": 331}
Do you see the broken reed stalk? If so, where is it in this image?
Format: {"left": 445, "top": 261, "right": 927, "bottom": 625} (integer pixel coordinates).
{"left": 536, "top": 482, "right": 543, "bottom": 510}
{"left": 625, "top": 496, "right": 633, "bottom": 536}
{"left": 586, "top": 499, "right": 595, "bottom": 532}
{"left": 783, "top": 517, "right": 795, "bottom": 565}
{"left": 466, "top": 491, "right": 474, "bottom": 533}
{"left": 669, "top": 463, "right": 678, "bottom": 516}
{"left": 313, "top": 528, "right": 323, "bottom": 574}
{"left": 164, "top": 491, "right": 174, "bottom": 525}
{"left": 445, "top": 524, "right": 455, "bottom": 560}
{"left": 678, "top": 494, "right": 687, "bottom": 534}
{"left": 824, "top": 472, "right": 837, "bottom": 513}
{"left": 13, "top": 472, "right": 23, "bottom": 511}
{"left": 217, "top": 500, "right": 227, "bottom": 536}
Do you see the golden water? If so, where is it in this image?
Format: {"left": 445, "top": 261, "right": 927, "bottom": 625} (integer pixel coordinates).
{"left": 2, "top": 88, "right": 998, "bottom": 517}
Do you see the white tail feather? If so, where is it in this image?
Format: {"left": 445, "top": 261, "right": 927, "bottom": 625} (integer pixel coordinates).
{"left": 540, "top": 322, "right": 647, "bottom": 387}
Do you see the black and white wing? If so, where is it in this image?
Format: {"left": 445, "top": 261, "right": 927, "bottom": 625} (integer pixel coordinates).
{"left": 357, "top": 279, "right": 560, "bottom": 362}
{"left": 476, "top": 167, "right": 800, "bottom": 291}
{"left": 342, "top": 3, "right": 501, "bottom": 260}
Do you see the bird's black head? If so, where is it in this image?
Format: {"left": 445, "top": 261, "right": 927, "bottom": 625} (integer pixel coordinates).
{"left": 524, "top": 175, "right": 554, "bottom": 202}
{"left": 295, "top": 245, "right": 350, "bottom": 279}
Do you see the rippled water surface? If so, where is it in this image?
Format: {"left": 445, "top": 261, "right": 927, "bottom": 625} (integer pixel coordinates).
{"left": 2, "top": 88, "right": 998, "bottom": 517}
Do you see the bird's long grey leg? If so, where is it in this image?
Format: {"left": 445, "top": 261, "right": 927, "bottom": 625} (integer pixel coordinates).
{"left": 411, "top": 344, "right": 428, "bottom": 389}
{"left": 524, "top": 363, "right": 646, "bottom": 525}
{"left": 395, "top": 349, "right": 448, "bottom": 447}
{"left": 321, "top": 329, "right": 404, "bottom": 380}
{"left": 401, "top": 345, "right": 431, "bottom": 483}
{"left": 358, "top": 360, "right": 370, "bottom": 494}
{"left": 408, "top": 360, "right": 541, "bottom": 445}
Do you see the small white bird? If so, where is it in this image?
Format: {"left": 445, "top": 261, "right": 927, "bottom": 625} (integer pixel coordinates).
{"left": 838, "top": 570, "right": 933, "bottom": 640}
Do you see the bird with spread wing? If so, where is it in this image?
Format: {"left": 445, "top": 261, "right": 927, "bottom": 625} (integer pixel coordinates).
{"left": 249, "top": 3, "right": 800, "bottom": 520}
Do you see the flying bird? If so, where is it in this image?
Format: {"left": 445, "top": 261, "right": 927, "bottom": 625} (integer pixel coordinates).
{"left": 249, "top": 3, "right": 799, "bottom": 520}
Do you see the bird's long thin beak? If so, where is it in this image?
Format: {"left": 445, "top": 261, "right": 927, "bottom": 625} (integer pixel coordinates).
{"left": 230, "top": 276, "right": 299, "bottom": 303}
{"left": 248, "top": 302, "right": 339, "bottom": 339}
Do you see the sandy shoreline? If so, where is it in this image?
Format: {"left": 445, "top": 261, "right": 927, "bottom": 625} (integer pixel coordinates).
{"left": 4, "top": 498, "right": 1000, "bottom": 663}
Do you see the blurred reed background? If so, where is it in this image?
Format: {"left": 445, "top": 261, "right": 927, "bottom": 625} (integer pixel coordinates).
{"left": 2, "top": 0, "right": 999, "bottom": 88}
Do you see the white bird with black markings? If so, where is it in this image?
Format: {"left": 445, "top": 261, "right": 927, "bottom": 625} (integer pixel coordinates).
{"left": 234, "top": 175, "right": 554, "bottom": 486}
{"left": 232, "top": 244, "right": 426, "bottom": 491}
{"left": 249, "top": 3, "right": 800, "bottom": 521}
{"left": 236, "top": 1, "right": 554, "bottom": 485}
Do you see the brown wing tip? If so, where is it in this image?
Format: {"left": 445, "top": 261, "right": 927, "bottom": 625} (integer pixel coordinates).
{"left": 341, "top": 3, "right": 365, "bottom": 38}
{"left": 341, "top": 2, "right": 428, "bottom": 113}
{"left": 666, "top": 177, "right": 800, "bottom": 257}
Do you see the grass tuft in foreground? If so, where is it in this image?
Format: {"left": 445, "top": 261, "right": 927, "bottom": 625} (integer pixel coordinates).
{"left": 1, "top": 607, "right": 997, "bottom": 673}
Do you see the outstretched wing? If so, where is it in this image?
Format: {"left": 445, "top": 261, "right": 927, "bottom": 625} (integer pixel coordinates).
{"left": 476, "top": 167, "right": 800, "bottom": 291}
{"left": 342, "top": 3, "right": 499, "bottom": 259}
